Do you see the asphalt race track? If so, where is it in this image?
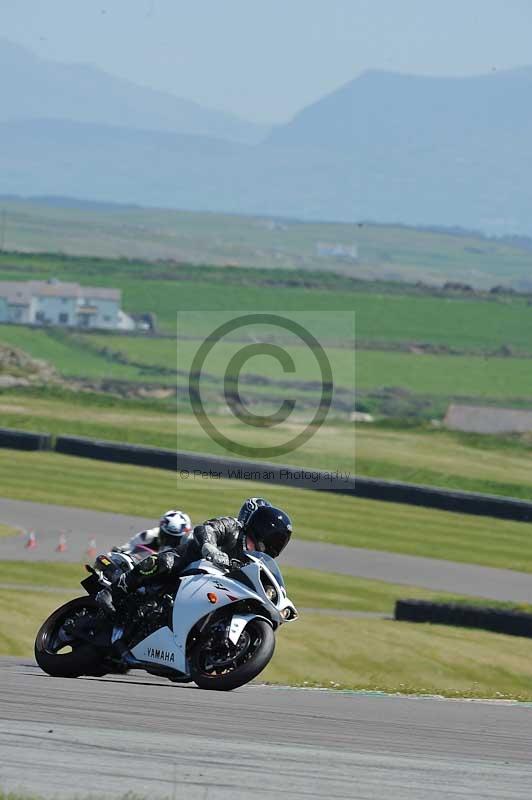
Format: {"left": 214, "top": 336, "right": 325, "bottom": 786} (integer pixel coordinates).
{"left": 1, "top": 658, "right": 532, "bottom": 800}
{"left": 2, "top": 497, "right": 532, "bottom": 602}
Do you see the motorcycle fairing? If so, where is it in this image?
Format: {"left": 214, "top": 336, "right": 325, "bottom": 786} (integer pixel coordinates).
{"left": 171, "top": 569, "right": 265, "bottom": 671}
{"left": 130, "top": 626, "right": 176, "bottom": 666}
{"left": 130, "top": 557, "right": 296, "bottom": 674}
{"left": 129, "top": 562, "right": 261, "bottom": 672}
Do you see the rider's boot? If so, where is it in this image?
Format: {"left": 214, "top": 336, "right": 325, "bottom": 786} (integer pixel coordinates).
{"left": 95, "top": 587, "right": 116, "bottom": 616}
{"left": 95, "top": 569, "right": 133, "bottom": 617}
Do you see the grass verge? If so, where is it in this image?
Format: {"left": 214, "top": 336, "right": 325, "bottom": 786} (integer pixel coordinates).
{"left": 263, "top": 615, "right": 532, "bottom": 700}
{"left": 2, "top": 449, "right": 532, "bottom": 572}
{"left": 0, "top": 525, "right": 18, "bottom": 538}
{"left": 0, "top": 561, "right": 84, "bottom": 589}
{"left": 0, "top": 589, "right": 74, "bottom": 656}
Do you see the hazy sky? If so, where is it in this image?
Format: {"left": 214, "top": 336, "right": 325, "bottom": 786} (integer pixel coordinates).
{"left": 3, "top": 0, "right": 532, "bottom": 123}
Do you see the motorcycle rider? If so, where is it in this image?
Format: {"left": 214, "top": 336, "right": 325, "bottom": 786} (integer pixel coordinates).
{"left": 114, "top": 509, "right": 193, "bottom": 556}
{"left": 96, "top": 498, "right": 292, "bottom": 615}
{"left": 193, "top": 496, "right": 275, "bottom": 570}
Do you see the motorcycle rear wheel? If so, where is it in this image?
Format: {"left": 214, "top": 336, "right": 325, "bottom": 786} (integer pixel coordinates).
{"left": 190, "top": 618, "right": 275, "bottom": 691}
{"left": 34, "top": 596, "right": 105, "bottom": 678}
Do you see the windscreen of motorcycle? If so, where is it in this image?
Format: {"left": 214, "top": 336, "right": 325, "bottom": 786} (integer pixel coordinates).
{"left": 248, "top": 551, "right": 286, "bottom": 590}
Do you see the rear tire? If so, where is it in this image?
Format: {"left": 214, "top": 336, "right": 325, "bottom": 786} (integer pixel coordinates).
{"left": 190, "top": 618, "right": 275, "bottom": 691}
{"left": 34, "top": 597, "right": 105, "bottom": 678}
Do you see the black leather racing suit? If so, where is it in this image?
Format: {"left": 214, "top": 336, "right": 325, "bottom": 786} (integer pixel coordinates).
{"left": 112, "top": 516, "right": 243, "bottom": 598}
{"left": 185, "top": 516, "right": 243, "bottom": 569}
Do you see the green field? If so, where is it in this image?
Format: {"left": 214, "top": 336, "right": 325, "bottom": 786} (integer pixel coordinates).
{"left": 0, "top": 326, "right": 150, "bottom": 383}
{"left": 3, "top": 198, "right": 532, "bottom": 288}
{"left": 3, "top": 248, "right": 532, "bottom": 433}
{"left": 3, "top": 322, "right": 532, "bottom": 419}
{"left": 2, "top": 449, "right": 532, "bottom": 572}
{"left": 2, "top": 250, "right": 532, "bottom": 347}
{"left": 86, "top": 331, "right": 532, "bottom": 399}
{"left": 4, "top": 250, "right": 532, "bottom": 432}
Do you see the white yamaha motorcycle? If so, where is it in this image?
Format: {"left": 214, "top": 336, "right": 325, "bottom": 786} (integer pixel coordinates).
{"left": 34, "top": 552, "right": 298, "bottom": 691}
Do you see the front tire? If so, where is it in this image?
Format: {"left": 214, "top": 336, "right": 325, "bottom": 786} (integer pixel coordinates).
{"left": 190, "top": 618, "right": 275, "bottom": 691}
{"left": 35, "top": 597, "right": 105, "bottom": 678}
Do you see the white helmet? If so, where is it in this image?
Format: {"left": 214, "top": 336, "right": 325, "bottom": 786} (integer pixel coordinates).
{"left": 159, "top": 509, "right": 192, "bottom": 546}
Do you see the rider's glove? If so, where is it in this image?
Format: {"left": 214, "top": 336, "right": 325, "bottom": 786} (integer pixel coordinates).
{"left": 206, "top": 551, "right": 230, "bottom": 568}
{"left": 229, "top": 559, "right": 242, "bottom": 571}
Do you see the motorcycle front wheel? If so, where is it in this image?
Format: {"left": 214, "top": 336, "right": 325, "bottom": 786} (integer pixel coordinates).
{"left": 190, "top": 617, "right": 275, "bottom": 691}
{"left": 34, "top": 596, "right": 105, "bottom": 678}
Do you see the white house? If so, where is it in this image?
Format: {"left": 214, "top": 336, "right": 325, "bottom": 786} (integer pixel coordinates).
{"left": 0, "top": 280, "right": 135, "bottom": 330}
{"left": 316, "top": 242, "right": 359, "bottom": 262}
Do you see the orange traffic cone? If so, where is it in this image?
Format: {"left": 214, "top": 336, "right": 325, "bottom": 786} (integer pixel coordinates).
{"left": 55, "top": 533, "right": 67, "bottom": 553}
{"left": 86, "top": 538, "right": 97, "bottom": 560}
{"left": 25, "top": 531, "right": 37, "bottom": 550}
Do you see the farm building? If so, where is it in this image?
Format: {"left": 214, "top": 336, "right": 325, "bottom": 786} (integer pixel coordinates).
{"left": 0, "top": 279, "right": 135, "bottom": 330}
{"left": 444, "top": 403, "right": 532, "bottom": 434}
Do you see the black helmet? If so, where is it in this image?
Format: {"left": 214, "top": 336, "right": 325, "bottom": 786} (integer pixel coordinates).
{"left": 245, "top": 506, "right": 292, "bottom": 558}
{"left": 238, "top": 497, "right": 270, "bottom": 528}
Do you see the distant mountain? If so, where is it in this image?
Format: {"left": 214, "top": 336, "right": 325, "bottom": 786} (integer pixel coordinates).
{"left": 0, "top": 38, "right": 268, "bottom": 145}
{"left": 265, "top": 67, "right": 532, "bottom": 233}
{"left": 3, "top": 59, "right": 532, "bottom": 235}
{"left": 267, "top": 67, "right": 532, "bottom": 152}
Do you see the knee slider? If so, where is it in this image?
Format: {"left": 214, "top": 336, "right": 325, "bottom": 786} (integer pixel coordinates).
{"left": 138, "top": 555, "right": 158, "bottom": 576}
